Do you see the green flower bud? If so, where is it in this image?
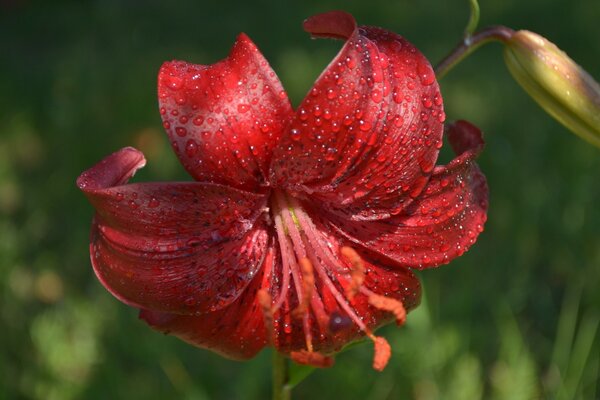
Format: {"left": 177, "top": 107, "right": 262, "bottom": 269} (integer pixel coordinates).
{"left": 504, "top": 30, "right": 600, "bottom": 148}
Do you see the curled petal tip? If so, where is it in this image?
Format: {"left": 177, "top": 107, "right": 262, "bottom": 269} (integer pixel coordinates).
{"left": 77, "top": 147, "right": 146, "bottom": 192}
{"left": 446, "top": 120, "right": 485, "bottom": 157}
{"left": 303, "top": 10, "right": 356, "bottom": 39}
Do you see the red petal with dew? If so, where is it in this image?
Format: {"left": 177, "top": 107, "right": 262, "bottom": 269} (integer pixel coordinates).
{"left": 158, "top": 34, "right": 293, "bottom": 190}
{"left": 321, "top": 120, "right": 488, "bottom": 269}
{"left": 270, "top": 11, "right": 443, "bottom": 219}
{"left": 78, "top": 147, "right": 270, "bottom": 314}
{"left": 140, "top": 245, "right": 276, "bottom": 360}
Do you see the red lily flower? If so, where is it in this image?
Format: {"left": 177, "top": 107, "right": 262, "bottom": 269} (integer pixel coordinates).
{"left": 78, "top": 11, "right": 488, "bottom": 371}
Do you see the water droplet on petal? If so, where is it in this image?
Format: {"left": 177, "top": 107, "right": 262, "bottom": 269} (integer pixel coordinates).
{"left": 417, "top": 62, "right": 435, "bottom": 86}
{"left": 290, "top": 128, "right": 301, "bottom": 141}
{"left": 185, "top": 139, "right": 198, "bottom": 156}
{"left": 165, "top": 75, "right": 184, "bottom": 90}
{"left": 371, "top": 89, "right": 383, "bottom": 103}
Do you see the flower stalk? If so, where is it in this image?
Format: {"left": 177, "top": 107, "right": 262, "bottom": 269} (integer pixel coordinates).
{"left": 435, "top": 25, "right": 515, "bottom": 79}
{"left": 272, "top": 351, "right": 291, "bottom": 400}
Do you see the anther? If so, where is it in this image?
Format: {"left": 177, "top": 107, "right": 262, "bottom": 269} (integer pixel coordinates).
{"left": 372, "top": 336, "right": 392, "bottom": 371}
{"left": 291, "top": 257, "right": 314, "bottom": 319}
{"left": 257, "top": 289, "right": 274, "bottom": 343}
{"left": 340, "top": 246, "right": 365, "bottom": 300}
{"left": 368, "top": 294, "right": 407, "bottom": 326}
{"left": 291, "top": 350, "right": 334, "bottom": 368}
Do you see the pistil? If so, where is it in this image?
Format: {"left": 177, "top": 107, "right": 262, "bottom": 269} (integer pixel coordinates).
{"left": 266, "top": 190, "right": 406, "bottom": 371}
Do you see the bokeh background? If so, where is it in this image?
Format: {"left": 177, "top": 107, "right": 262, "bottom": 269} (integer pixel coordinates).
{"left": 1, "top": 0, "right": 599, "bottom": 399}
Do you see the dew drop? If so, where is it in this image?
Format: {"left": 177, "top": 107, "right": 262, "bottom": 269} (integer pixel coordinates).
{"left": 325, "top": 147, "right": 338, "bottom": 161}
{"left": 165, "top": 75, "right": 183, "bottom": 90}
{"left": 175, "top": 127, "right": 187, "bottom": 137}
{"left": 299, "top": 108, "right": 309, "bottom": 121}
{"left": 148, "top": 197, "right": 160, "bottom": 208}
{"left": 283, "top": 323, "right": 292, "bottom": 334}
{"left": 346, "top": 56, "right": 356, "bottom": 69}
{"left": 417, "top": 62, "right": 435, "bottom": 86}
{"left": 290, "top": 128, "right": 301, "bottom": 141}
{"left": 185, "top": 139, "right": 198, "bottom": 156}
{"left": 237, "top": 103, "right": 250, "bottom": 113}
{"left": 371, "top": 89, "right": 383, "bottom": 103}
{"left": 192, "top": 115, "right": 204, "bottom": 126}
{"left": 359, "top": 120, "right": 372, "bottom": 131}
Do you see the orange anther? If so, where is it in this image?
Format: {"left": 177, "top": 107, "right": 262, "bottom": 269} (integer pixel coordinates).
{"left": 291, "top": 350, "right": 334, "bottom": 368}
{"left": 340, "top": 246, "right": 365, "bottom": 300}
{"left": 372, "top": 336, "right": 391, "bottom": 371}
{"left": 292, "top": 257, "right": 315, "bottom": 319}
{"left": 257, "top": 289, "right": 274, "bottom": 342}
{"left": 368, "top": 294, "right": 406, "bottom": 326}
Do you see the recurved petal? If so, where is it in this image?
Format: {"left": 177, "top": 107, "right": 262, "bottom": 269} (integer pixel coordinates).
{"left": 78, "top": 148, "right": 270, "bottom": 314}
{"left": 139, "top": 246, "right": 275, "bottom": 360}
{"left": 323, "top": 120, "right": 488, "bottom": 269}
{"left": 159, "top": 33, "right": 293, "bottom": 190}
{"left": 270, "top": 11, "right": 444, "bottom": 219}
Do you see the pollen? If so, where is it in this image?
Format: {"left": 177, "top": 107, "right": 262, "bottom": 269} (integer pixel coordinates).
{"left": 291, "top": 350, "right": 334, "bottom": 368}
{"left": 368, "top": 294, "right": 407, "bottom": 325}
{"left": 292, "top": 257, "right": 315, "bottom": 319}
{"left": 257, "top": 289, "right": 274, "bottom": 342}
{"left": 372, "top": 336, "right": 392, "bottom": 371}
{"left": 340, "top": 246, "right": 365, "bottom": 300}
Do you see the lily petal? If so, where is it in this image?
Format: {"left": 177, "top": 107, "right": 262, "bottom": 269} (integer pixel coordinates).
{"left": 158, "top": 33, "right": 294, "bottom": 190}
{"left": 322, "top": 120, "right": 488, "bottom": 269}
{"left": 140, "top": 245, "right": 275, "bottom": 360}
{"left": 270, "top": 11, "right": 444, "bottom": 219}
{"left": 78, "top": 148, "right": 270, "bottom": 314}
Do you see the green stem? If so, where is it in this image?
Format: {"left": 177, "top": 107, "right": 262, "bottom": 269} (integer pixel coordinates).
{"left": 434, "top": 25, "right": 515, "bottom": 79}
{"left": 464, "top": 0, "right": 481, "bottom": 36}
{"left": 272, "top": 350, "right": 291, "bottom": 400}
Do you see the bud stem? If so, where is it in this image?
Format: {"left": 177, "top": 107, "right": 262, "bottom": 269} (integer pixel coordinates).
{"left": 435, "top": 25, "right": 515, "bottom": 79}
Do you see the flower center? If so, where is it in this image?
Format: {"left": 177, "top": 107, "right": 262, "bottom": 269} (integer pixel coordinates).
{"left": 258, "top": 190, "right": 407, "bottom": 370}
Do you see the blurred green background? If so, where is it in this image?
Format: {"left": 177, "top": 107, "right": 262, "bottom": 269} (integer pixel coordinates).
{"left": 1, "top": 0, "right": 599, "bottom": 399}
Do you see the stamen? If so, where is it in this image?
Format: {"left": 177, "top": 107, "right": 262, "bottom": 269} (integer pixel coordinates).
{"left": 271, "top": 191, "right": 403, "bottom": 372}
{"left": 272, "top": 214, "right": 294, "bottom": 312}
{"left": 340, "top": 246, "right": 365, "bottom": 300}
{"left": 292, "top": 257, "right": 314, "bottom": 319}
{"left": 367, "top": 294, "right": 407, "bottom": 326}
{"left": 274, "top": 191, "right": 319, "bottom": 355}
{"left": 257, "top": 289, "right": 274, "bottom": 343}
{"left": 291, "top": 350, "right": 334, "bottom": 368}
{"left": 371, "top": 336, "right": 392, "bottom": 371}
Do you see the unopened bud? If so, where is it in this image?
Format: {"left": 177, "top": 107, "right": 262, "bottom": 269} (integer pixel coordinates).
{"left": 504, "top": 30, "right": 600, "bottom": 148}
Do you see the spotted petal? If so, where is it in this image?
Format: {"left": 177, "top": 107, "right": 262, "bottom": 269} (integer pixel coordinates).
{"left": 159, "top": 33, "right": 294, "bottom": 190}
{"left": 321, "top": 120, "right": 488, "bottom": 269}
{"left": 77, "top": 147, "right": 269, "bottom": 314}
{"left": 270, "top": 11, "right": 444, "bottom": 219}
